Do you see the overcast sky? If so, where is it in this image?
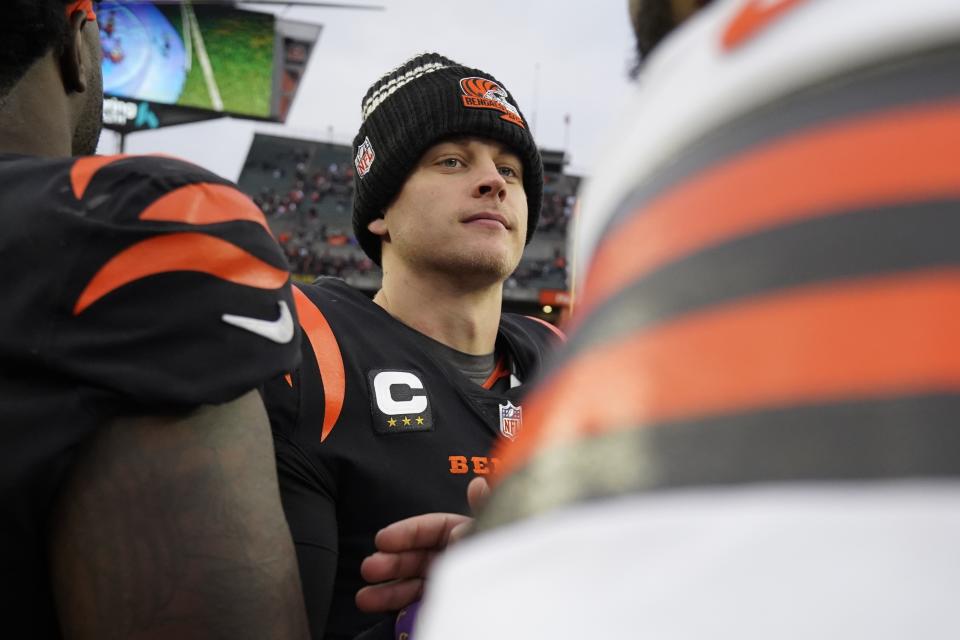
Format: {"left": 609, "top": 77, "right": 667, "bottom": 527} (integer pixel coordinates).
{"left": 101, "top": 0, "right": 639, "bottom": 180}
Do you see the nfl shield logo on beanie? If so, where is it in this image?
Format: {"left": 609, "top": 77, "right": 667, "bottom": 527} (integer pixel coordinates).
{"left": 355, "top": 136, "right": 375, "bottom": 178}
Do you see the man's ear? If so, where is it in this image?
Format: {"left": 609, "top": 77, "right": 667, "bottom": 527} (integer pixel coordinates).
{"left": 60, "top": 11, "right": 90, "bottom": 94}
{"left": 367, "top": 217, "right": 389, "bottom": 238}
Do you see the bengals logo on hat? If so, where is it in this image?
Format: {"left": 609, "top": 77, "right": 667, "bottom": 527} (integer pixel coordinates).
{"left": 460, "top": 77, "right": 526, "bottom": 129}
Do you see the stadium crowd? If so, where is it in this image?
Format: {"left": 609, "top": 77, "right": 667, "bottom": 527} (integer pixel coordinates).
{"left": 250, "top": 153, "right": 355, "bottom": 223}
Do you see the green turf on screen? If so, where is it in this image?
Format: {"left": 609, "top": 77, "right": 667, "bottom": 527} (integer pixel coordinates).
{"left": 159, "top": 4, "right": 274, "bottom": 118}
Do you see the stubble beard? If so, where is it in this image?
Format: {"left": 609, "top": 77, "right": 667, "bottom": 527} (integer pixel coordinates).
{"left": 73, "top": 84, "right": 103, "bottom": 155}
{"left": 74, "top": 38, "right": 104, "bottom": 156}
{"left": 406, "top": 240, "right": 521, "bottom": 289}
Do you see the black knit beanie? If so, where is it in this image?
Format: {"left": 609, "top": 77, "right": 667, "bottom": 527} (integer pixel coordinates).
{"left": 351, "top": 52, "right": 543, "bottom": 265}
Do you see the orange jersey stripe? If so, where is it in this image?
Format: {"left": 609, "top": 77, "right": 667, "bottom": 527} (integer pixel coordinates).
{"left": 580, "top": 102, "right": 960, "bottom": 321}
{"left": 292, "top": 287, "right": 345, "bottom": 443}
{"left": 70, "top": 155, "right": 123, "bottom": 199}
{"left": 721, "top": 0, "right": 809, "bottom": 51}
{"left": 496, "top": 270, "right": 960, "bottom": 479}
{"left": 74, "top": 233, "right": 288, "bottom": 314}
{"left": 139, "top": 182, "right": 272, "bottom": 234}
{"left": 524, "top": 315, "right": 567, "bottom": 342}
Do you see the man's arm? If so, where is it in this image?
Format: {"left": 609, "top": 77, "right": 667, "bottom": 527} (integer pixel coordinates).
{"left": 49, "top": 389, "right": 309, "bottom": 640}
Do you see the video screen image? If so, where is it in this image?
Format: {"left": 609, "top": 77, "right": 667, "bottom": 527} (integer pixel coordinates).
{"left": 97, "top": 1, "right": 276, "bottom": 118}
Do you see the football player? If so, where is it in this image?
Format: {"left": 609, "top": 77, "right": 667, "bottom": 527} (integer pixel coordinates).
{"left": 415, "top": 0, "right": 960, "bottom": 637}
{"left": 263, "top": 53, "right": 563, "bottom": 639}
{"left": 0, "top": 2, "right": 308, "bottom": 637}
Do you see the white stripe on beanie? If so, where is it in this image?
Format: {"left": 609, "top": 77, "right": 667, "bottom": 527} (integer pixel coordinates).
{"left": 361, "top": 61, "right": 449, "bottom": 121}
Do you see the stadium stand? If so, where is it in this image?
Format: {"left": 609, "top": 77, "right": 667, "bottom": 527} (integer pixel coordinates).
{"left": 236, "top": 134, "right": 577, "bottom": 320}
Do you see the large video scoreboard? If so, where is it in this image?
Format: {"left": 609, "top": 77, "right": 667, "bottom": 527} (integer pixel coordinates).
{"left": 96, "top": 1, "right": 321, "bottom": 131}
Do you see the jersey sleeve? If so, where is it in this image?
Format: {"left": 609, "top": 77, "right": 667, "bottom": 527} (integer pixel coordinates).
{"left": 262, "top": 351, "right": 341, "bottom": 640}
{"left": 261, "top": 282, "right": 342, "bottom": 491}
{"left": 46, "top": 154, "right": 301, "bottom": 408}
{"left": 269, "top": 429, "right": 340, "bottom": 638}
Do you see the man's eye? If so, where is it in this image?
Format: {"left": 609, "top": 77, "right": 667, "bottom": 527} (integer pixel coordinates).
{"left": 440, "top": 158, "right": 462, "bottom": 168}
{"left": 499, "top": 166, "right": 518, "bottom": 178}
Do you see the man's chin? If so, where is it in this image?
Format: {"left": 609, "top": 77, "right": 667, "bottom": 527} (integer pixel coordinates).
{"left": 425, "top": 250, "right": 518, "bottom": 286}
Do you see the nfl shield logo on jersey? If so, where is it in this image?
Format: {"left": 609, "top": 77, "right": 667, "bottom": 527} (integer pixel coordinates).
{"left": 498, "top": 401, "right": 522, "bottom": 440}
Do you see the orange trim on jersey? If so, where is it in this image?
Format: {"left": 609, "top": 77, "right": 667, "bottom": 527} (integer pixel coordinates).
{"left": 74, "top": 233, "right": 289, "bottom": 314}
{"left": 524, "top": 315, "right": 567, "bottom": 342}
{"left": 481, "top": 356, "right": 510, "bottom": 390}
{"left": 722, "top": 0, "right": 809, "bottom": 51}
{"left": 580, "top": 103, "right": 960, "bottom": 322}
{"left": 495, "top": 270, "right": 960, "bottom": 480}
{"left": 139, "top": 182, "right": 272, "bottom": 235}
{"left": 70, "top": 155, "right": 123, "bottom": 199}
{"left": 291, "top": 287, "right": 345, "bottom": 442}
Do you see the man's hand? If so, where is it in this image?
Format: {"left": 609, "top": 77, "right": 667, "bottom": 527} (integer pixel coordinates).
{"left": 355, "top": 477, "right": 490, "bottom": 613}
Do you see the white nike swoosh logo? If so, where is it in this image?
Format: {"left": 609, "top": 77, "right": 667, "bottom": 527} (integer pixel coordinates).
{"left": 222, "top": 301, "right": 295, "bottom": 344}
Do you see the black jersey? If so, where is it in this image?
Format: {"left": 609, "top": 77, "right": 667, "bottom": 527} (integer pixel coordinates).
{"left": 0, "top": 154, "right": 299, "bottom": 638}
{"left": 264, "top": 277, "right": 561, "bottom": 639}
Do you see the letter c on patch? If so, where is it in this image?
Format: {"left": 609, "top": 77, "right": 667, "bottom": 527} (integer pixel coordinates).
{"left": 373, "top": 371, "right": 428, "bottom": 415}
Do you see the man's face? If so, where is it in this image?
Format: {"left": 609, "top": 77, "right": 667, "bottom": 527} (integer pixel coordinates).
{"left": 73, "top": 16, "right": 103, "bottom": 155}
{"left": 373, "top": 137, "right": 528, "bottom": 284}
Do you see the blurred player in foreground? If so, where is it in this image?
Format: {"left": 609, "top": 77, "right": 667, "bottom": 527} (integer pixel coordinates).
{"left": 410, "top": 0, "right": 960, "bottom": 637}
{"left": 0, "top": 1, "right": 308, "bottom": 637}
{"left": 263, "top": 53, "right": 561, "bottom": 639}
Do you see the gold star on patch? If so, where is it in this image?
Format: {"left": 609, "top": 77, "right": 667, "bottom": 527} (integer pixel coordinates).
{"left": 402, "top": 416, "right": 412, "bottom": 426}
{"left": 416, "top": 416, "right": 425, "bottom": 425}
{"left": 387, "top": 418, "right": 397, "bottom": 427}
